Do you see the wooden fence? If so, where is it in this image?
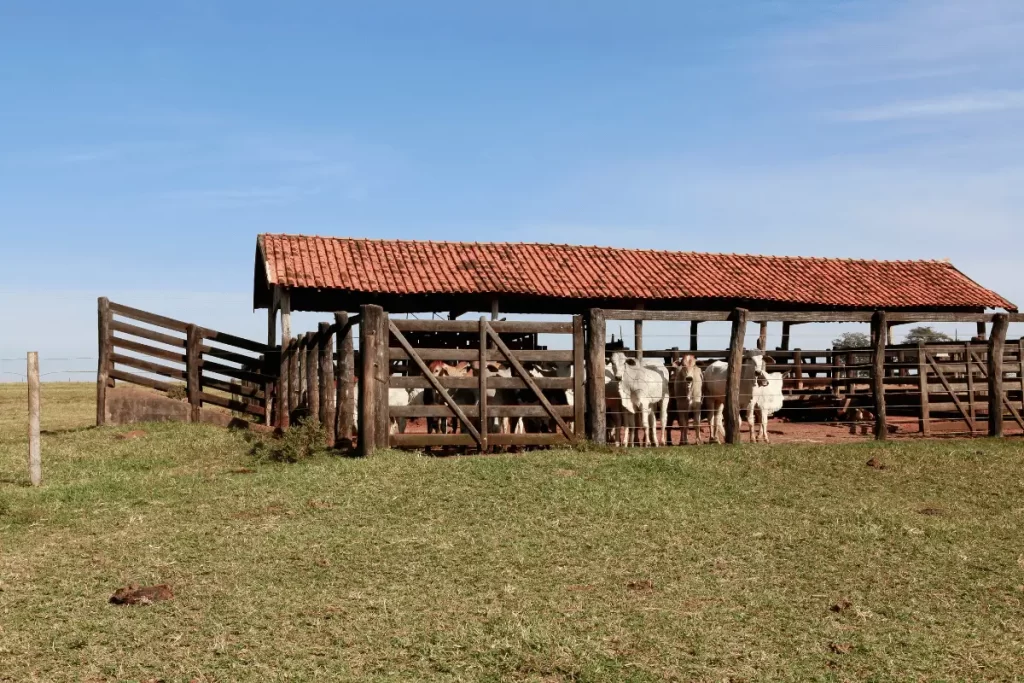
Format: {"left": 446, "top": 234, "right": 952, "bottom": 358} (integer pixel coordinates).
{"left": 96, "top": 298, "right": 278, "bottom": 425}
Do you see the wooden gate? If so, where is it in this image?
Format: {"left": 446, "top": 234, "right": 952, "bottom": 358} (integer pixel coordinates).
{"left": 919, "top": 343, "right": 1024, "bottom": 433}
{"left": 385, "top": 316, "right": 585, "bottom": 450}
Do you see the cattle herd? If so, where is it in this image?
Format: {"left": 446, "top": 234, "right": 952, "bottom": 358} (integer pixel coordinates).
{"left": 372, "top": 351, "right": 786, "bottom": 447}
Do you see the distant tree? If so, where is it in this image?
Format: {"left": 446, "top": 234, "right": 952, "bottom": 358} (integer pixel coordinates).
{"left": 832, "top": 332, "right": 871, "bottom": 349}
{"left": 903, "top": 326, "right": 953, "bottom": 345}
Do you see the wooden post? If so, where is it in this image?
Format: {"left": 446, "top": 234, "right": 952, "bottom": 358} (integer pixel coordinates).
{"left": 319, "top": 322, "right": 335, "bottom": 445}
{"left": 479, "top": 317, "right": 489, "bottom": 451}
{"left": 757, "top": 321, "right": 768, "bottom": 351}
{"left": 585, "top": 308, "right": 607, "bottom": 444}
{"left": 336, "top": 312, "right": 355, "bottom": 446}
{"left": 96, "top": 297, "right": 111, "bottom": 426}
{"left": 689, "top": 321, "right": 699, "bottom": 351}
{"left": 185, "top": 324, "right": 202, "bottom": 423}
{"left": 724, "top": 308, "right": 747, "bottom": 445}
{"left": 277, "top": 339, "right": 291, "bottom": 429}
{"left": 305, "top": 331, "right": 319, "bottom": 423}
{"left": 976, "top": 320, "right": 987, "bottom": 341}
{"left": 280, "top": 289, "right": 292, "bottom": 346}
{"left": 988, "top": 313, "right": 1009, "bottom": 437}
{"left": 634, "top": 319, "right": 643, "bottom": 361}
{"left": 918, "top": 342, "right": 931, "bottom": 435}
{"left": 359, "top": 305, "right": 388, "bottom": 456}
{"left": 573, "top": 314, "right": 586, "bottom": 441}
{"left": 27, "top": 352, "right": 41, "bottom": 487}
{"left": 793, "top": 349, "right": 803, "bottom": 390}
{"left": 288, "top": 333, "right": 300, "bottom": 416}
{"left": 780, "top": 322, "right": 791, "bottom": 351}
{"left": 490, "top": 298, "right": 499, "bottom": 321}
{"left": 870, "top": 311, "right": 888, "bottom": 440}
{"left": 965, "top": 343, "right": 976, "bottom": 431}
{"left": 266, "top": 295, "right": 278, "bottom": 424}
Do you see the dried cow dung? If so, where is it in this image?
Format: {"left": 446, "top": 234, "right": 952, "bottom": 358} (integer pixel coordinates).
{"left": 866, "top": 457, "right": 887, "bottom": 470}
{"left": 109, "top": 584, "right": 174, "bottom": 606}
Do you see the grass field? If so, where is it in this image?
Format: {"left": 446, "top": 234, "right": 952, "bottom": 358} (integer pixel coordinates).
{"left": 2, "top": 383, "right": 1023, "bottom": 682}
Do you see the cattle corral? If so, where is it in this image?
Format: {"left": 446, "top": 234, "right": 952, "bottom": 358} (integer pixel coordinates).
{"left": 94, "top": 235, "right": 1024, "bottom": 452}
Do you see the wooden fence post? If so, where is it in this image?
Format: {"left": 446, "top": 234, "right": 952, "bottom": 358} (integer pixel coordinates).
{"left": 757, "top": 321, "right": 768, "bottom": 351}
{"left": 977, "top": 320, "right": 987, "bottom": 341}
{"left": 479, "top": 317, "right": 489, "bottom": 452}
{"left": 1018, "top": 338, "right": 1024, "bottom": 417}
{"left": 585, "top": 308, "right": 607, "bottom": 444}
{"left": 185, "top": 324, "right": 202, "bottom": 423}
{"left": 917, "top": 342, "right": 931, "bottom": 435}
{"left": 573, "top": 314, "right": 586, "bottom": 441}
{"left": 870, "top": 310, "right": 888, "bottom": 440}
{"left": 689, "top": 321, "right": 699, "bottom": 351}
{"left": 27, "top": 352, "right": 41, "bottom": 486}
{"left": 988, "top": 313, "right": 1009, "bottom": 437}
{"left": 305, "top": 331, "right": 319, "bottom": 423}
{"left": 96, "top": 297, "right": 111, "bottom": 426}
{"left": 725, "top": 307, "right": 748, "bottom": 445}
{"left": 780, "top": 322, "right": 791, "bottom": 351}
{"left": 793, "top": 348, "right": 803, "bottom": 389}
{"left": 359, "top": 305, "right": 388, "bottom": 456}
{"left": 965, "top": 343, "right": 977, "bottom": 430}
{"left": 288, "top": 333, "right": 300, "bottom": 417}
{"left": 634, "top": 319, "right": 643, "bottom": 360}
{"left": 336, "top": 312, "right": 355, "bottom": 446}
{"left": 277, "top": 339, "right": 291, "bottom": 429}
{"left": 319, "top": 322, "right": 335, "bottom": 446}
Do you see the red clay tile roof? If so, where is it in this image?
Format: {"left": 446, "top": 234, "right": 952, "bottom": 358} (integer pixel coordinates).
{"left": 257, "top": 234, "right": 1015, "bottom": 311}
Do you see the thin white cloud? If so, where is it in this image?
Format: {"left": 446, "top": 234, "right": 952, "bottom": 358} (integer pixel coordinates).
{"left": 159, "top": 185, "right": 322, "bottom": 207}
{"left": 833, "top": 90, "right": 1024, "bottom": 122}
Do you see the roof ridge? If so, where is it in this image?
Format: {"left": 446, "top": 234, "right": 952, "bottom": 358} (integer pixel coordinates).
{"left": 259, "top": 233, "right": 954, "bottom": 266}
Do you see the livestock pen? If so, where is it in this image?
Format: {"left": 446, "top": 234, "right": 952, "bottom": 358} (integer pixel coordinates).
{"left": 93, "top": 234, "right": 1022, "bottom": 452}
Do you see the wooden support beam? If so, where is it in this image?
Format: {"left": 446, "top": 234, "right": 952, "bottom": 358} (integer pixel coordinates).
{"left": 318, "top": 322, "right": 335, "bottom": 445}
{"left": 918, "top": 343, "right": 931, "bottom": 435}
{"left": 185, "top": 324, "right": 203, "bottom": 423}
{"left": 585, "top": 308, "right": 607, "bottom": 444}
{"left": 965, "top": 344, "right": 977, "bottom": 430}
{"left": 757, "top": 321, "right": 768, "bottom": 351}
{"left": 288, "top": 332, "right": 300, "bottom": 417}
{"left": 870, "top": 311, "right": 887, "bottom": 440}
{"left": 780, "top": 321, "right": 791, "bottom": 351}
{"left": 279, "top": 289, "right": 292, "bottom": 345}
{"left": 358, "top": 305, "right": 388, "bottom": 456}
{"left": 634, "top": 319, "right": 643, "bottom": 360}
{"left": 724, "top": 308, "right": 748, "bottom": 445}
{"left": 977, "top": 320, "right": 987, "bottom": 341}
{"left": 96, "top": 297, "right": 111, "bottom": 426}
{"left": 305, "top": 331, "right": 319, "bottom": 423}
{"left": 490, "top": 298, "right": 499, "bottom": 321}
{"left": 690, "top": 321, "right": 699, "bottom": 351}
{"left": 336, "top": 312, "right": 355, "bottom": 447}
{"left": 988, "top": 313, "right": 1009, "bottom": 437}
{"left": 793, "top": 349, "right": 803, "bottom": 390}
{"left": 479, "top": 317, "right": 489, "bottom": 451}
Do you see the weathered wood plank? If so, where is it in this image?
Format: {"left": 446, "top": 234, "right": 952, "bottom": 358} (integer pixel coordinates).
{"left": 109, "top": 368, "right": 173, "bottom": 393}
{"left": 918, "top": 344, "right": 931, "bottom": 435}
{"left": 359, "top": 305, "right": 387, "bottom": 455}
{"left": 573, "top": 314, "right": 585, "bottom": 440}
{"left": 201, "top": 375, "right": 265, "bottom": 400}
{"left": 318, "top": 322, "right": 335, "bottom": 445}
{"left": 111, "top": 352, "right": 187, "bottom": 382}
{"left": 111, "top": 336, "right": 186, "bottom": 364}
{"left": 109, "top": 301, "right": 189, "bottom": 332}
{"left": 336, "top": 312, "right": 355, "bottom": 446}
{"left": 390, "top": 319, "right": 573, "bottom": 334}
{"left": 388, "top": 405, "right": 575, "bottom": 418}
{"left": 871, "top": 311, "right": 887, "bottom": 440}
{"left": 387, "top": 348, "right": 574, "bottom": 362}
{"left": 197, "top": 328, "right": 273, "bottom": 354}
{"left": 199, "top": 390, "right": 266, "bottom": 416}
{"left": 110, "top": 320, "right": 185, "bottom": 348}
{"left": 389, "top": 433, "right": 570, "bottom": 448}
{"left": 390, "top": 376, "right": 573, "bottom": 390}
{"left": 928, "top": 355, "right": 973, "bottom": 431}
{"left": 200, "top": 359, "right": 271, "bottom": 385}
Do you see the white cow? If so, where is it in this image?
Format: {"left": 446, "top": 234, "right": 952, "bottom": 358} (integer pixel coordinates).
{"left": 671, "top": 354, "right": 704, "bottom": 444}
{"left": 702, "top": 350, "right": 774, "bottom": 444}
{"left": 605, "top": 366, "right": 630, "bottom": 447}
{"left": 609, "top": 352, "right": 670, "bottom": 447}
{"left": 750, "top": 371, "right": 784, "bottom": 443}
{"left": 389, "top": 387, "right": 425, "bottom": 434}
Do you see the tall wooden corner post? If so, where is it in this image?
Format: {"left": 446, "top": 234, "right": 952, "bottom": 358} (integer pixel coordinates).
{"left": 336, "top": 312, "right": 356, "bottom": 448}
{"left": 358, "top": 305, "right": 389, "bottom": 456}
{"left": 870, "top": 310, "right": 888, "bottom": 440}
{"left": 988, "top": 313, "right": 1009, "bottom": 438}
{"left": 96, "top": 297, "right": 111, "bottom": 426}
{"left": 585, "top": 308, "right": 606, "bottom": 444}
{"left": 724, "top": 307, "right": 748, "bottom": 445}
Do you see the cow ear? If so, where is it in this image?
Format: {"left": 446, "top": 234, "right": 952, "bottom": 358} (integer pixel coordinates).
{"left": 625, "top": 358, "right": 637, "bottom": 366}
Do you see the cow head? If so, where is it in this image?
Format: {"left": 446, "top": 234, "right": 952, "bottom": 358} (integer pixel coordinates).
{"left": 674, "top": 354, "right": 700, "bottom": 389}
{"left": 744, "top": 350, "right": 775, "bottom": 387}
{"left": 609, "top": 351, "right": 629, "bottom": 380}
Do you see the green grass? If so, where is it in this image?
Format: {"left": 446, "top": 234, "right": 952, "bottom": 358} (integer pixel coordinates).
{"left": 2, "top": 383, "right": 1023, "bottom": 682}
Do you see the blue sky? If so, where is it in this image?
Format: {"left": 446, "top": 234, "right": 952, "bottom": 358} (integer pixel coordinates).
{"left": 3, "top": 0, "right": 1024, "bottom": 378}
